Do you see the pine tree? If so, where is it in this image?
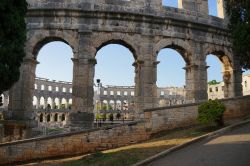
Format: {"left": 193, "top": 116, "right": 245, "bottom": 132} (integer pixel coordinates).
{"left": 0, "top": 0, "right": 27, "bottom": 106}
{"left": 225, "top": 0, "right": 250, "bottom": 69}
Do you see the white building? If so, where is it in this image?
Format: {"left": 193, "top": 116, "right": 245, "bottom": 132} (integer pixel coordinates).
{"left": 208, "top": 74, "right": 250, "bottom": 99}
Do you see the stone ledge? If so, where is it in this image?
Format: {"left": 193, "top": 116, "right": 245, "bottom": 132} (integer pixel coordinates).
{"left": 0, "top": 120, "right": 144, "bottom": 147}
{"left": 144, "top": 95, "right": 250, "bottom": 112}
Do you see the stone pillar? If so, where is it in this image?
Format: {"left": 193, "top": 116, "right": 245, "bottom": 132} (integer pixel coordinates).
{"left": 5, "top": 58, "right": 38, "bottom": 138}
{"left": 223, "top": 68, "right": 243, "bottom": 98}
{"left": 3, "top": 94, "right": 9, "bottom": 108}
{"left": 51, "top": 98, "right": 55, "bottom": 110}
{"left": 121, "top": 101, "right": 124, "bottom": 111}
{"left": 134, "top": 59, "right": 158, "bottom": 115}
{"left": 68, "top": 57, "right": 96, "bottom": 129}
{"left": 36, "top": 97, "right": 40, "bottom": 109}
{"left": 178, "top": 0, "right": 183, "bottom": 9}
{"left": 217, "top": 0, "right": 226, "bottom": 19}
{"left": 51, "top": 113, "right": 55, "bottom": 122}
{"left": 44, "top": 99, "right": 47, "bottom": 109}
{"left": 184, "top": 63, "right": 208, "bottom": 103}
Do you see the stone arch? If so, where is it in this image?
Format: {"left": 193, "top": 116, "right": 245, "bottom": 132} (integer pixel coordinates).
{"left": 92, "top": 33, "right": 139, "bottom": 60}
{"left": 47, "top": 97, "right": 53, "bottom": 109}
{"left": 61, "top": 98, "right": 67, "bottom": 109}
{"left": 154, "top": 38, "right": 192, "bottom": 64}
{"left": 109, "top": 100, "right": 115, "bottom": 110}
{"left": 204, "top": 44, "right": 242, "bottom": 98}
{"left": 26, "top": 30, "right": 78, "bottom": 59}
{"left": 33, "top": 96, "right": 38, "bottom": 108}
{"left": 55, "top": 98, "right": 60, "bottom": 109}
{"left": 40, "top": 97, "right": 45, "bottom": 109}
{"left": 203, "top": 44, "right": 234, "bottom": 71}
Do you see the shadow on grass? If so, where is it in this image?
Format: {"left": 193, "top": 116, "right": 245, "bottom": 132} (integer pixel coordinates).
{"left": 62, "top": 146, "right": 173, "bottom": 166}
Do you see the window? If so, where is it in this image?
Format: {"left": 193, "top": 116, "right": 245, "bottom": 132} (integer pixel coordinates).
{"left": 63, "top": 87, "right": 67, "bottom": 93}
{"left": 48, "top": 86, "right": 52, "bottom": 91}
{"left": 56, "top": 87, "right": 59, "bottom": 92}
{"left": 110, "top": 91, "right": 114, "bottom": 95}
{"left": 104, "top": 91, "right": 107, "bottom": 95}
{"left": 131, "top": 91, "right": 134, "bottom": 96}
{"left": 245, "top": 81, "right": 247, "bottom": 88}
{"left": 124, "top": 91, "right": 128, "bottom": 96}
{"left": 70, "top": 88, "right": 72, "bottom": 93}
{"left": 160, "top": 91, "right": 164, "bottom": 96}
{"left": 215, "top": 87, "right": 218, "bottom": 92}
{"left": 209, "top": 88, "right": 213, "bottom": 92}
{"left": 41, "top": 85, "right": 45, "bottom": 91}
{"left": 34, "top": 84, "right": 37, "bottom": 89}
{"left": 117, "top": 91, "right": 121, "bottom": 96}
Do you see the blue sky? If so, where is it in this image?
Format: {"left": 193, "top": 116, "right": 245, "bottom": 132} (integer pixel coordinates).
{"left": 36, "top": 1, "right": 241, "bottom": 87}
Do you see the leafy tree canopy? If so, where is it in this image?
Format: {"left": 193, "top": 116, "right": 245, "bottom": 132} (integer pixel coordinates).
{"left": 225, "top": 0, "right": 250, "bottom": 69}
{"left": 208, "top": 80, "right": 220, "bottom": 85}
{"left": 0, "top": 0, "right": 27, "bottom": 105}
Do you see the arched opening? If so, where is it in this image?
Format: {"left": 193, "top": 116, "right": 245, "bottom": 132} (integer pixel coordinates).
{"left": 47, "top": 97, "right": 53, "bottom": 109}
{"left": 102, "top": 100, "right": 108, "bottom": 110}
{"left": 54, "top": 113, "right": 58, "bottom": 122}
{"left": 61, "top": 114, "right": 65, "bottom": 121}
{"left": 33, "top": 96, "right": 38, "bottom": 109}
{"left": 110, "top": 100, "right": 115, "bottom": 110}
{"left": 55, "top": 98, "right": 60, "bottom": 109}
{"left": 206, "top": 53, "right": 232, "bottom": 99}
{"left": 208, "top": 0, "right": 225, "bottom": 18}
{"left": 39, "top": 114, "right": 43, "bottom": 122}
{"left": 68, "top": 98, "right": 72, "bottom": 109}
{"left": 157, "top": 47, "right": 187, "bottom": 106}
{"left": 242, "top": 70, "right": 250, "bottom": 95}
{"left": 95, "top": 43, "right": 136, "bottom": 113}
{"left": 40, "top": 97, "right": 45, "bottom": 109}
{"left": 61, "top": 98, "right": 67, "bottom": 109}
{"left": 47, "top": 114, "right": 50, "bottom": 122}
{"left": 116, "top": 100, "right": 122, "bottom": 110}
{"left": 35, "top": 40, "right": 73, "bottom": 110}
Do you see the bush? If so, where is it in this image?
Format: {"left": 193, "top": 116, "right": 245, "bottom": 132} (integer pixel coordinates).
{"left": 197, "top": 100, "right": 226, "bottom": 126}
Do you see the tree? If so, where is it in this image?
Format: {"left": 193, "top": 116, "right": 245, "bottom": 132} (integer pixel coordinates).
{"left": 225, "top": 0, "right": 250, "bottom": 69}
{"left": 0, "top": 0, "right": 27, "bottom": 106}
{"left": 208, "top": 80, "right": 220, "bottom": 85}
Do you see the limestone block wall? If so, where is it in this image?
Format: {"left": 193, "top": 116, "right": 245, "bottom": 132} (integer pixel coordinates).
{"left": 144, "top": 95, "right": 250, "bottom": 134}
{"left": 1, "top": 96, "right": 250, "bottom": 164}
{"left": 0, "top": 121, "right": 149, "bottom": 165}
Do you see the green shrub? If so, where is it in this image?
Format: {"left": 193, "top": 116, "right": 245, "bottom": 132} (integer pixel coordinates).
{"left": 197, "top": 100, "right": 226, "bottom": 126}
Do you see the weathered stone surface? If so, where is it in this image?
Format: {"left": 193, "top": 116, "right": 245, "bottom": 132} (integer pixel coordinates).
{"left": 6, "top": 0, "right": 243, "bottom": 131}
